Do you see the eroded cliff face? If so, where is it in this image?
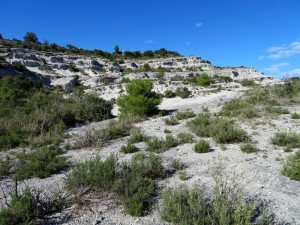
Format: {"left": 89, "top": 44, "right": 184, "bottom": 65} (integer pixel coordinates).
{"left": 0, "top": 46, "right": 274, "bottom": 89}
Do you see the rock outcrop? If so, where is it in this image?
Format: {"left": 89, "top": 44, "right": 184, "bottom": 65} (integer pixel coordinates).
{"left": 0, "top": 46, "right": 274, "bottom": 89}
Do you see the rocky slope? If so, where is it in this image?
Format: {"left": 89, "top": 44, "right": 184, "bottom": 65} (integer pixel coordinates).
{"left": 1, "top": 46, "right": 299, "bottom": 225}
{"left": 0, "top": 46, "right": 274, "bottom": 90}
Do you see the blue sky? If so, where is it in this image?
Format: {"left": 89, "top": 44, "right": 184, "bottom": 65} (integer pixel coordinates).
{"left": 1, "top": 0, "right": 300, "bottom": 78}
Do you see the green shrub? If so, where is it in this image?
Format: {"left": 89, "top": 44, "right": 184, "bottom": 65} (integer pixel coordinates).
{"left": 187, "top": 114, "right": 249, "bottom": 144}
{"left": 282, "top": 150, "right": 300, "bottom": 181}
{"left": 65, "top": 154, "right": 117, "bottom": 191}
{"left": 175, "top": 87, "right": 191, "bottom": 98}
{"left": 265, "top": 106, "right": 289, "bottom": 115}
{"left": 117, "top": 79, "right": 162, "bottom": 118}
{"left": 164, "top": 90, "right": 176, "bottom": 98}
{"left": 220, "top": 98, "right": 260, "bottom": 119}
{"left": 210, "top": 118, "right": 249, "bottom": 144}
{"left": 186, "top": 113, "right": 212, "bottom": 137}
{"left": 75, "top": 119, "right": 132, "bottom": 148}
{"left": 271, "top": 132, "right": 300, "bottom": 148}
{"left": 127, "top": 129, "right": 148, "bottom": 144}
{"left": 175, "top": 110, "right": 196, "bottom": 120}
{"left": 291, "top": 113, "right": 300, "bottom": 119}
{"left": 178, "top": 171, "right": 187, "bottom": 180}
{"left": 240, "top": 143, "right": 258, "bottom": 153}
{"left": 160, "top": 170, "right": 269, "bottom": 225}
{"left": 163, "top": 116, "right": 179, "bottom": 125}
{"left": 170, "top": 159, "right": 185, "bottom": 171}
{"left": 0, "top": 76, "right": 112, "bottom": 150}
{"left": 0, "top": 188, "right": 65, "bottom": 225}
{"left": 120, "top": 144, "right": 139, "bottom": 154}
{"left": 14, "top": 145, "right": 66, "bottom": 180}
{"left": 146, "top": 135, "right": 179, "bottom": 153}
{"left": 197, "top": 74, "right": 212, "bottom": 87}
{"left": 177, "top": 132, "right": 194, "bottom": 144}
{"left": 194, "top": 140, "right": 211, "bottom": 153}
{"left": 240, "top": 80, "right": 256, "bottom": 87}
{"left": 65, "top": 153, "right": 164, "bottom": 216}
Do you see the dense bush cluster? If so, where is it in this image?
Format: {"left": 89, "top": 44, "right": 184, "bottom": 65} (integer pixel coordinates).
{"left": 65, "top": 153, "right": 164, "bottom": 216}
{"left": 0, "top": 76, "right": 113, "bottom": 149}
{"left": 117, "top": 79, "right": 161, "bottom": 118}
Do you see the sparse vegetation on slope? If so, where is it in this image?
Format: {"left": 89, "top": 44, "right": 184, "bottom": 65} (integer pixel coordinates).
{"left": 160, "top": 166, "right": 270, "bottom": 225}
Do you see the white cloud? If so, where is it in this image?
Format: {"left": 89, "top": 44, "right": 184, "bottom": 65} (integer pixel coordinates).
{"left": 281, "top": 68, "right": 300, "bottom": 77}
{"left": 145, "top": 40, "right": 154, "bottom": 43}
{"left": 257, "top": 56, "right": 265, "bottom": 60}
{"left": 185, "top": 41, "right": 191, "bottom": 45}
{"left": 267, "top": 42, "right": 300, "bottom": 59}
{"left": 264, "top": 62, "right": 289, "bottom": 73}
{"left": 195, "top": 22, "right": 203, "bottom": 28}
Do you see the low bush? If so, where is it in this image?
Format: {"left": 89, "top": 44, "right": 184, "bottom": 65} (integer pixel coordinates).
{"left": 120, "top": 144, "right": 139, "bottom": 154}
{"left": 177, "top": 132, "right": 194, "bottom": 144}
{"left": 65, "top": 153, "right": 164, "bottom": 216}
{"left": 0, "top": 188, "right": 66, "bottom": 225}
{"left": 175, "top": 110, "right": 196, "bottom": 120}
{"left": 282, "top": 150, "right": 300, "bottom": 181}
{"left": 178, "top": 171, "right": 187, "bottom": 180}
{"left": 210, "top": 118, "right": 250, "bottom": 144}
{"left": 164, "top": 90, "right": 176, "bottom": 98}
{"left": 291, "top": 113, "right": 300, "bottom": 119}
{"left": 220, "top": 98, "right": 260, "bottom": 119}
{"left": 194, "top": 140, "right": 211, "bottom": 153}
{"left": 240, "top": 80, "right": 256, "bottom": 87}
{"left": 196, "top": 73, "right": 212, "bottom": 87}
{"left": 146, "top": 135, "right": 179, "bottom": 153}
{"left": 160, "top": 168, "right": 270, "bottom": 225}
{"left": 240, "top": 143, "right": 259, "bottom": 153}
{"left": 127, "top": 128, "right": 148, "bottom": 144}
{"left": 14, "top": 145, "right": 66, "bottom": 180}
{"left": 187, "top": 113, "right": 249, "bottom": 144}
{"left": 170, "top": 159, "right": 185, "bottom": 171}
{"left": 175, "top": 87, "right": 191, "bottom": 98}
{"left": 271, "top": 132, "right": 300, "bottom": 148}
{"left": 163, "top": 116, "right": 179, "bottom": 126}
{"left": 74, "top": 119, "right": 132, "bottom": 148}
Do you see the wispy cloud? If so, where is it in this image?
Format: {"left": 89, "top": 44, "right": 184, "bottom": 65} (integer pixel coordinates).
{"left": 264, "top": 62, "right": 289, "bottom": 73}
{"left": 145, "top": 40, "right": 154, "bottom": 43}
{"left": 195, "top": 22, "right": 203, "bottom": 28}
{"left": 281, "top": 68, "right": 300, "bottom": 77}
{"left": 257, "top": 56, "right": 265, "bottom": 60}
{"left": 266, "top": 42, "right": 300, "bottom": 59}
{"left": 185, "top": 41, "right": 191, "bottom": 45}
